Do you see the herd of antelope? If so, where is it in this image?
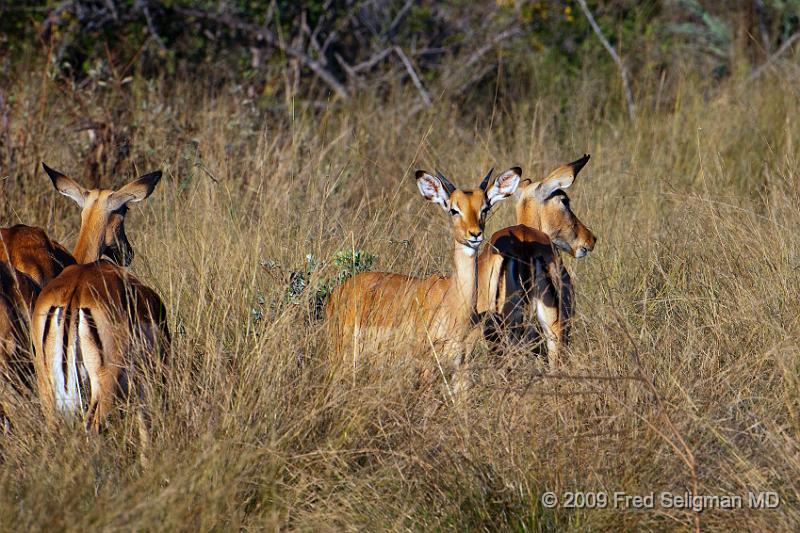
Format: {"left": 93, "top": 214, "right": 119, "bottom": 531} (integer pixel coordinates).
{"left": 0, "top": 155, "right": 595, "bottom": 457}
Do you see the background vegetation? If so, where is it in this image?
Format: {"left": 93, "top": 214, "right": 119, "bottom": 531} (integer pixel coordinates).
{"left": 1, "top": 1, "right": 799, "bottom": 531}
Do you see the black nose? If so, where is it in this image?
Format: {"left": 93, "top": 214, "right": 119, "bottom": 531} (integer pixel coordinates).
{"left": 469, "top": 231, "right": 482, "bottom": 238}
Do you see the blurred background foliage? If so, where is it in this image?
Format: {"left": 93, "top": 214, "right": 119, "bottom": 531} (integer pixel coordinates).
{"left": 1, "top": 1, "right": 798, "bottom": 111}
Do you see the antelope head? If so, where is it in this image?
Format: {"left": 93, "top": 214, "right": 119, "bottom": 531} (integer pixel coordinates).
{"left": 515, "top": 154, "right": 596, "bottom": 258}
{"left": 415, "top": 167, "right": 521, "bottom": 255}
{"left": 43, "top": 163, "right": 163, "bottom": 265}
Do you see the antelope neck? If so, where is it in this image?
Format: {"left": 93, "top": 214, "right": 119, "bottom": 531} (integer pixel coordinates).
{"left": 518, "top": 199, "right": 543, "bottom": 232}
{"left": 449, "top": 241, "right": 479, "bottom": 323}
{"left": 72, "top": 219, "right": 106, "bottom": 264}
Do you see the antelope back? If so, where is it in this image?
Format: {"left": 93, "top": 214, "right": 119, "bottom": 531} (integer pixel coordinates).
{"left": 515, "top": 154, "right": 596, "bottom": 258}
{"left": 0, "top": 225, "right": 75, "bottom": 287}
{"left": 477, "top": 224, "right": 555, "bottom": 313}
{"left": 32, "top": 261, "right": 169, "bottom": 429}
{"left": 475, "top": 225, "right": 566, "bottom": 358}
{"left": 0, "top": 261, "right": 40, "bottom": 393}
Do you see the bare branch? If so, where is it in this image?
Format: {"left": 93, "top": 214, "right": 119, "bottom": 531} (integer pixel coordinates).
{"left": 350, "top": 47, "right": 393, "bottom": 74}
{"left": 575, "top": 0, "right": 636, "bottom": 122}
{"left": 334, "top": 53, "right": 357, "bottom": 80}
{"left": 462, "top": 26, "right": 521, "bottom": 70}
{"left": 309, "top": 0, "right": 334, "bottom": 49}
{"left": 394, "top": 46, "right": 431, "bottom": 107}
{"left": 174, "top": 6, "right": 349, "bottom": 100}
{"left": 441, "top": 26, "right": 520, "bottom": 98}
{"left": 386, "top": 0, "right": 413, "bottom": 40}
{"left": 137, "top": 0, "right": 166, "bottom": 50}
{"left": 748, "top": 31, "right": 800, "bottom": 83}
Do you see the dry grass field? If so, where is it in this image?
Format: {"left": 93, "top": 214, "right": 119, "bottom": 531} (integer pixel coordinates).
{"left": 1, "top": 63, "right": 799, "bottom": 531}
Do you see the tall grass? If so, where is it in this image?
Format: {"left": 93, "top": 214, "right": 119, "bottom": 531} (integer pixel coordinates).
{"left": 1, "top": 59, "right": 799, "bottom": 531}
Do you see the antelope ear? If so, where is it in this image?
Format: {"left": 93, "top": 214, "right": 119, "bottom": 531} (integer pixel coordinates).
{"left": 415, "top": 170, "right": 451, "bottom": 211}
{"left": 43, "top": 163, "right": 87, "bottom": 207}
{"left": 485, "top": 167, "right": 521, "bottom": 206}
{"left": 535, "top": 154, "right": 590, "bottom": 201}
{"left": 108, "top": 170, "right": 163, "bottom": 211}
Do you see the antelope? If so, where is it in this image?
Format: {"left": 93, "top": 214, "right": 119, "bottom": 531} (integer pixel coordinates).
{"left": 477, "top": 154, "right": 596, "bottom": 359}
{"left": 31, "top": 163, "right": 169, "bottom": 457}
{"left": 326, "top": 167, "right": 520, "bottom": 391}
{"left": 0, "top": 262, "right": 40, "bottom": 430}
{"left": 0, "top": 224, "right": 76, "bottom": 365}
{"left": 1, "top": 213, "right": 75, "bottom": 429}
{"left": 1, "top": 224, "right": 76, "bottom": 289}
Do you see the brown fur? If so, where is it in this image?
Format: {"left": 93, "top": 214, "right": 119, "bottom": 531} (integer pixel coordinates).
{"left": 32, "top": 262, "right": 168, "bottom": 436}
{"left": 477, "top": 155, "right": 596, "bottom": 359}
{"left": 326, "top": 169, "right": 520, "bottom": 392}
{"left": 0, "top": 225, "right": 70, "bottom": 427}
{"left": 476, "top": 225, "right": 564, "bottom": 357}
{"left": 0, "top": 261, "right": 40, "bottom": 426}
{"left": 0, "top": 224, "right": 75, "bottom": 288}
{"left": 31, "top": 164, "right": 167, "bottom": 459}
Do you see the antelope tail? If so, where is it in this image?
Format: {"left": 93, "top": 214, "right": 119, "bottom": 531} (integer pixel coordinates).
{"left": 43, "top": 305, "right": 89, "bottom": 415}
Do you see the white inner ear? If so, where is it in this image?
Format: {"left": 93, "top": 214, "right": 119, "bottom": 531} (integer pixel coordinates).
{"left": 56, "top": 179, "right": 87, "bottom": 208}
{"left": 108, "top": 192, "right": 138, "bottom": 212}
{"left": 487, "top": 172, "right": 520, "bottom": 205}
{"left": 416, "top": 174, "right": 450, "bottom": 210}
{"left": 555, "top": 174, "right": 575, "bottom": 190}
{"left": 536, "top": 175, "right": 574, "bottom": 201}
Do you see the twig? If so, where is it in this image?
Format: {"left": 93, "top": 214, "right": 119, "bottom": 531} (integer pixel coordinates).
{"left": 136, "top": 0, "right": 166, "bottom": 49}
{"left": 195, "top": 162, "right": 218, "bottom": 183}
{"left": 40, "top": 0, "right": 74, "bottom": 37}
{"left": 441, "top": 26, "right": 520, "bottom": 100}
{"left": 386, "top": 0, "right": 413, "bottom": 40}
{"left": 462, "top": 27, "right": 521, "bottom": 70}
{"left": 747, "top": 31, "right": 800, "bottom": 83}
{"left": 309, "top": 0, "right": 333, "bottom": 53}
{"left": 104, "top": 0, "right": 118, "bottom": 21}
{"left": 335, "top": 47, "right": 392, "bottom": 91}
{"left": 393, "top": 46, "right": 431, "bottom": 107}
{"left": 344, "top": 47, "right": 393, "bottom": 74}
{"left": 575, "top": 0, "right": 636, "bottom": 122}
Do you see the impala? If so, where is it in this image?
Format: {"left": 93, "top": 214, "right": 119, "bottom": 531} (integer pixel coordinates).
{"left": 31, "top": 163, "right": 169, "bottom": 456}
{"left": 1, "top": 202, "right": 76, "bottom": 428}
{"left": 477, "top": 154, "right": 596, "bottom": 358}
{"left": 326, "top": 167, "right": 520, "bottom": 391}
{"left": 0, "top": 262, "right": 40, "bottom": 429}
{"left": 0, "top": 224, "right": 77, "bottom": 373}
{"left": 1, "top": 224, "right": 76, "bottom": 288}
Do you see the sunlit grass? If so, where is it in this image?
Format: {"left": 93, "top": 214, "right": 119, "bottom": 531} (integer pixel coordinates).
{"left": 1, "top": 64, "right": 799, "bottom": 531}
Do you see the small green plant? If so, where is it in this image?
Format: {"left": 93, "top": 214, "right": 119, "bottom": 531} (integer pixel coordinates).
{"left": 328, "top": 249, "right": 379, "bottom": 286}
{"left": 285, "top": 250, "right": 378, "bottom": 320}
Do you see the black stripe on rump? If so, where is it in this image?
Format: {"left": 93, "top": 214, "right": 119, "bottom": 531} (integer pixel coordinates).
{"left": 40, "top": 306, "right": 56, "bottom": 368}
{"left": 81, "top": 308, "right": 104, "bottom": 367}
{"left": 61, "top": 308, "right": 71, "bottom": 393}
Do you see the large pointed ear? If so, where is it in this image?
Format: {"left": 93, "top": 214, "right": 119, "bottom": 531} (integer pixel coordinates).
{"left": 485, "top": 167, "right": 521, "bottom": 206}
{"left": 535, "top": 154, "right": 590, "bottom": 201}
{"left": 43, "top": 163, "right": 87, "bottom": 207}
{"left": 415, "top": 170, "right": 451, "bottom": 211}
{"left": 108, "top": 170, "right": 163, "bottom": 211}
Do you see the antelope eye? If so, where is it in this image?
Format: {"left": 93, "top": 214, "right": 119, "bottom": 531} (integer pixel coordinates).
{"left": 560, "top": 197, "right": 570, "bottom": 207}
{"left": 449, "top": 208, "right": 460, "bottom": 216}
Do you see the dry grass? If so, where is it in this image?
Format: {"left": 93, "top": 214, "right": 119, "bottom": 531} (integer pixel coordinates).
{"left": 1, "top": 64, "right": 799, "bottom": 531}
